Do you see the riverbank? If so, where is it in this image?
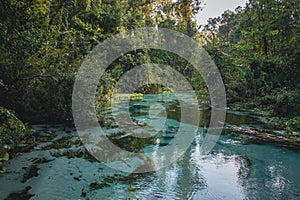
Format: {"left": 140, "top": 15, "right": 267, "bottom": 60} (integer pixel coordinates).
{"left": 228, "top": 102, "right": 300, "bottom": 138}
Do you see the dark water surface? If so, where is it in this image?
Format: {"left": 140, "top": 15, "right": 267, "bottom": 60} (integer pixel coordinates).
{"left": 0, "top": 94, "right": 299, "bottom": 199}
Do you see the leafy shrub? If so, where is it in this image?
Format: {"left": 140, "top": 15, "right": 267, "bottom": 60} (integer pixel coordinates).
{"left": 0, "top": 106, "right": 33, "bottom": 173}
{"left": 260, "top": 89, "right": 300, "bottom": 117}
{"left": 0, "top": 107, "right": 29, "bottom": 146}
{"left": 274, "top": 89, "right": 300, "bottom": 117}
{"left": 285, "top": 117, "right": 300, "bottom": 135}
{"left": 0, "top": 106, "right": 34, "bottom": 172}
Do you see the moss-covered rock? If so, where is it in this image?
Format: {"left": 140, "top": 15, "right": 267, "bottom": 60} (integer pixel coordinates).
{"left": 130, "top": 93, "right": 144, "bottom": 101}
{"left": 0, "top": 106, "right": 35, "bottom": 172}
{"left": 0, "top": 106, "right": 33, "bottom": 148}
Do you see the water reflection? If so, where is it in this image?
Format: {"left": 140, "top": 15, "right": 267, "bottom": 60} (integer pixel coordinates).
{"left": 120, "top": 94, "right": 300, "bottom": 199}
{"left": 1, "top": 94, "right": 300, "bottom": 199}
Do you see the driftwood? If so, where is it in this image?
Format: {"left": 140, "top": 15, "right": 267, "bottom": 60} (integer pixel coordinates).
{"left": 224, "top": 124, "right": 300, "bottom": 148}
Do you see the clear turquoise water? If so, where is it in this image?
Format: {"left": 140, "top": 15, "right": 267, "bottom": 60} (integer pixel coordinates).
{"left": 1, "top": 94, "right": 300, "bottom": 199}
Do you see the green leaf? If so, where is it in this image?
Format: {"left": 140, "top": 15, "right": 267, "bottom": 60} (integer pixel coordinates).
{"left": 292, "top": 132, "right": 299, "bottom": 136}
{"left": 17, "top": 143, "right": 28, "bottom": 147}
{"left": 0, "top": 152, "right": 9, "bottom": 161}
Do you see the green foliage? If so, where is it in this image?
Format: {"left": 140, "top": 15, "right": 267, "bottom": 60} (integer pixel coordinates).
{"left": 0, "top": 107, "right": 32, "bottom": 148}
{"left": 159, "top": 86, "right": 174, "bottom": 94}
{"left": 0, "top": 106, "right": 34, "bottom": 173}
{"left": 201, "top": 0, "right": 299, "bottom": 117}
{"left": 0, "top": 151, "right": 9, "bottom": 173}
{"left": 130, "top": 93, "right": 144, "bottom": 101}
{"left": 0, "top": 152, "right": 9, "bottom": 161}
{"left": 274, "top": 89, "right": 300, "bottom": 117}
{"left": 0, "top": 0, "right": 298, "bottom": 126}
{"left": 0, "top": 0, "right": 204, "bottom": 122}
{"left": 282, "top": 117, "right": 300, "bottom": 137}
{"left": 267, "top": 116, "right": 300, "bottom": 135}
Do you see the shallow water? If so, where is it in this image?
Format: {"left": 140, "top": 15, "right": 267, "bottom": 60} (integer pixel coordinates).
{"left": 0, "top": 94, "right": 300, "bottom": 199}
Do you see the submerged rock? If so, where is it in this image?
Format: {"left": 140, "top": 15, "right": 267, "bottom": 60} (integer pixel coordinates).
{"left": 4, "top": 186, "right": 34, "bottom": 200}
{"left": 21, "top": 164, "right": 39, "bottom": 183}
{"left": 240, "top": 155, "right": 252, "bottom": 167}
{"left": 89, "top": 181, "right": 111, "bottom": 191}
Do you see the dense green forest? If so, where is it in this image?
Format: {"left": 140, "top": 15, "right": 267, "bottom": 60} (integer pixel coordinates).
{"left": 200, "top": 0, "right": 299, "bottom": 116}
{"left": 0, "top": 0, "right": 299, "bottom": 161}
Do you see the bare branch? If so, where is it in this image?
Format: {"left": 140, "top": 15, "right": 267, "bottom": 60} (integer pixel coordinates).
{"left": 20, "top": 74, "right": 58, "bottom": 82}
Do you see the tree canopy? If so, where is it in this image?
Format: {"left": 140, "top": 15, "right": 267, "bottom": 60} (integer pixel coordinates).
{"left": 0, "top": 0, "right": 299, "bottom": 123}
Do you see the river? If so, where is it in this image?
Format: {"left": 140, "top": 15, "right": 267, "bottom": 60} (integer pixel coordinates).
{"left": 0, "top": 94, "right": 299, "bottom": 199}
